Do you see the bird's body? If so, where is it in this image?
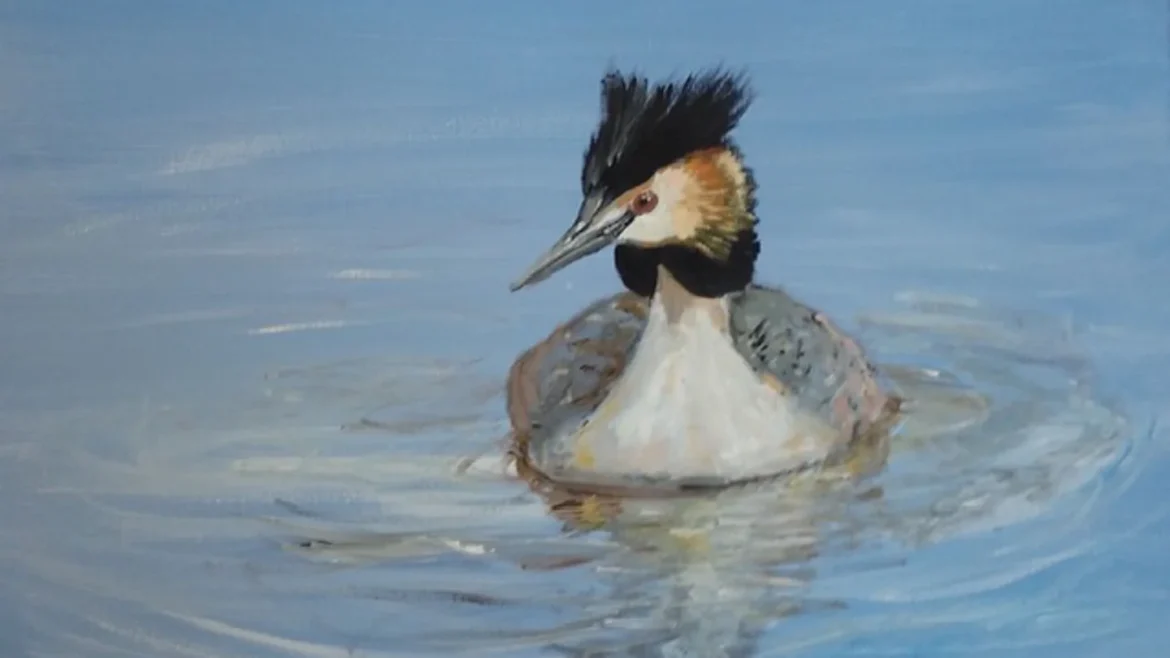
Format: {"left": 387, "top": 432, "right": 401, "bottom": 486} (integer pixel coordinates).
{"left": 508, "top": 279, "right": 897, "bottom": 489}
{"left": 506, "top": 68, "right": 900, "bottom": 490}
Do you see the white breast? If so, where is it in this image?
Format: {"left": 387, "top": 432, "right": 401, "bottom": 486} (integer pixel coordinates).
{"left": 570, "top": 295, "right": 837, "bottom": 481}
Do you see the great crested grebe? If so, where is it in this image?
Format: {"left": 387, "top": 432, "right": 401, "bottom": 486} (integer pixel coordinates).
{"left": 506, "top": 68, "right": 901, "bottom": 491}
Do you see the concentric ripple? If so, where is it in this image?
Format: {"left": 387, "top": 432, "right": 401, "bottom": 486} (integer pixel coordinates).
{"left": 0, "top": 293, "right": 1133, "bottom": 657}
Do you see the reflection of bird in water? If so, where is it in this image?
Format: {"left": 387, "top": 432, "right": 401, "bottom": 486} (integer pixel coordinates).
{"left": 523, "top": 483, "right": 863, "bottom": 658}
{"left": 506, "top": 68, "right": 902, "bottom": 498}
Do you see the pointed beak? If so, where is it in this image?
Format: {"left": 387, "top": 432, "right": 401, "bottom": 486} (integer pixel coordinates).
{"left": 509, "top": 195, "right": 632, "bottom": 292}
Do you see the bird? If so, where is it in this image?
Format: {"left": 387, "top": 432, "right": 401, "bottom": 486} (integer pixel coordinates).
{"left": 505, "top": 68, "right": 901, "bottom": 495}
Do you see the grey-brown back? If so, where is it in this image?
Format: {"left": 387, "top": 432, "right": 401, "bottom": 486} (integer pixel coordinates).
{"left": 728, "top": 284, "right": 894, "bottom": 440}
{"left": 506, "top": 292, "right": 648, "bottom": 456}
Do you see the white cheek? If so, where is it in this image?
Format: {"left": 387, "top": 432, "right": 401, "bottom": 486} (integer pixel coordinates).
{"left": 618, "top": 209, "right": 675, "bottom": 245}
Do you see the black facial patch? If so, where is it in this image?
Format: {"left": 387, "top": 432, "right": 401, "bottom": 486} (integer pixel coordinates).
{"left": 581, "top": 68, "right": 755, "bottom": 201}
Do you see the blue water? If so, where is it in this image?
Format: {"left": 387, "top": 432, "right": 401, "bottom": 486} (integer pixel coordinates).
{"left": 1, "top": 1, "right": 1167, "bottom": 656}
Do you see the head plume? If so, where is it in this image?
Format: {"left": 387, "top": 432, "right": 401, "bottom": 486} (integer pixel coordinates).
{"left": 580, "top": 68, "right": 755, "bottom": 201}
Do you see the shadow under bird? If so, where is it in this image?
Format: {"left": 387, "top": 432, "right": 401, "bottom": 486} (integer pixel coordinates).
{"left": 507, "top": 68, "right": 902, "bottom": 493}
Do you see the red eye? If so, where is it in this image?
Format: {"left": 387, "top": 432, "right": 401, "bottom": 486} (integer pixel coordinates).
{"left": 630, "top": 191, "right": 658, "bottom": 215}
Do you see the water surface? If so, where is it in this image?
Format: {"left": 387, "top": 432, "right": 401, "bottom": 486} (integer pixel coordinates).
{"left": 1, "top": 2, "right": 1168, "bottom": 656}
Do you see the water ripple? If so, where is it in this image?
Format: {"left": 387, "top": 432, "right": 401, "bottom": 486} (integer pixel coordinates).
{"left": 0, "top": 295, "right": 1140, "bottom": 657}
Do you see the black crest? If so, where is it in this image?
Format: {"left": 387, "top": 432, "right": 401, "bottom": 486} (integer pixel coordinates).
{"left": 580, "top": 67, "right": 754, "bottom": 199}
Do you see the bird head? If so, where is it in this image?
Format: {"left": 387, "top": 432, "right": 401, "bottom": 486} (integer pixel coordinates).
{"left": 510, "top": 68, "right": 759, "bottom": 293}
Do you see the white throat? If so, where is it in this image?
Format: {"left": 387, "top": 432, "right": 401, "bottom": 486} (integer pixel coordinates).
{"left": 570, "top": 268, "right": 835, "bottom": 481}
